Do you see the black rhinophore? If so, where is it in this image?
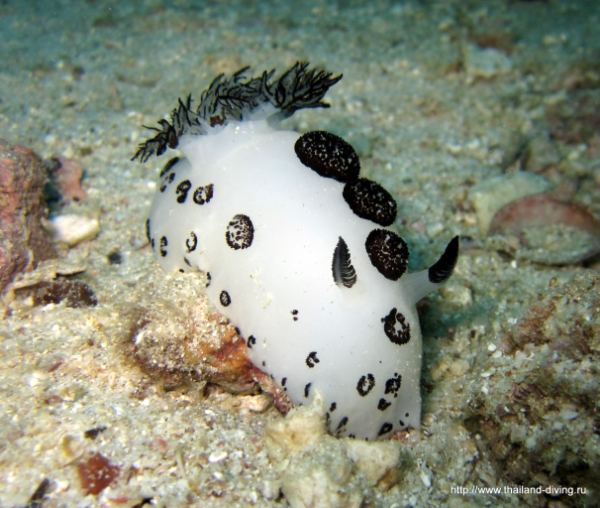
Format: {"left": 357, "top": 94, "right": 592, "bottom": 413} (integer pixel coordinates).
{"left": 343, "top": 178, "right": 397, "bottom": 226}
{"left": 428, "top": 236, "right": 460, "bottom": 284}
{"left": 332, "top": 237, "right": 357, "bottom": 288}
{"left": 294, "top": 131, "right": 360, "bottom": 183}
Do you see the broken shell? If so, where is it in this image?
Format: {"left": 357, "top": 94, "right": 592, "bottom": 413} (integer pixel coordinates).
{"left": 47, "top": 214, "right": 100, "bottom": 246}
{"left": 468, "top": 171, "right": 553, "bottom": 233}
{"left": 489, "top": 193, "right": 600, "bottom": 264}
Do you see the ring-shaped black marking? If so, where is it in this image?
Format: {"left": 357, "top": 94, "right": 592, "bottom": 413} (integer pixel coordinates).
{"left": 219, "top": 290, "right": 231, "bottom": 307}
{"left": 357, "top": 374, "right": 375, "bottom": 396}
{"left": 378, "top": 422, "right": 393, "bottom": 436}
{"left": 176, "top": 180, "right": 191, "bottom": 203}
{"left": 306, "top": 351, "right": 320, "bottom": 368}
{"left": 193, "top": 184, "right": 214, "bottom": 205}
{"left": 159, "top": 236, "right": 168, "bottom": 257}
{"left": 382, "top": 308, "right": 411, "bottom": 345}
{"left": 385, "top": 374, "right": 402, "bottom": 397}
{"left": 186, "top": 231, "right": 197, "bottom": 252}
{"left": 226, "top": 214, "right": 254, "bottom": 250}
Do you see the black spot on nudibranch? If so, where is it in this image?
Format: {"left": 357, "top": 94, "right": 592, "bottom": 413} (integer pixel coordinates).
{"left": 378, "top": 422, "right": 393, "bottom": 436}
{"left": 294, "top": 131, "right": 360, "bottom": 183}
{"left": 159, "top": 236, "right": 168, "bottom": 257}
{"left": 281, "top": 377, "right": 287, "bottom": 387}
{"left": 357, "top": 374, "right": 375, "bottom": 396}
{"left": 176, "top": 180, "right": 192, "bottom": 203}
{"left": 343, "top": 178, "right": 397, "bottom": 227}
{"left": 304, "top": 383, "right": 312, "bottom": 398}
{"left": 332, "top": 237, "right": 357, "bottom": 288}
{"left": 428, "top": 236, "right": 460, "bottom": 284}
{"left": 246, "top": 335, "right": 256, "bottom": 348}
{"left": 186, "top": 231, "right": 197, "bottom": 252}
{"left": 145, "top": 219, "right": 151, "bottom": 243}
{"left": 292, "top": 309, "right": 299, "bottom": 321}
{"left": 365, "top": 229, "right": 409, "bottom": 281}
{"left": 226, "top": 214, "right": 254, "bottom": 250}
{"left": 378, "top": 398, "right": 392, "bottom": 411}
{"left": 385, "top": 374, "right": 402, "bottom": 397}
{"left": 219, "top": 291, "right": 231, "bottom": 307}
{"left": 160, "top": 171, "right": 176, "bottom": 193}
{"left": 330, "top": 402, "right": 337, "bottom": 412}
{"left": 382, "top": 308, "right": 411, "bottom": 345}
{"left": 336, "top": 416, "right": 349, "bottom": 432}
{"left": 193, "top": 184, "right": 214, "bottom": 205}
{"left": 160, "top": 157, "right": 180, "bottom": 177}
{"left": 306, "top": 351, "right": 320, "bottom": 368}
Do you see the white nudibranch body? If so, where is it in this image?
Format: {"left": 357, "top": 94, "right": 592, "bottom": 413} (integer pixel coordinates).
{"left": 134, "top": 62, "right": 459, "bottom": 440}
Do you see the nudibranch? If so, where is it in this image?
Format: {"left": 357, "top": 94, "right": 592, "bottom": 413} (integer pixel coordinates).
{"left": 133, "top": 62, "right": 458, "bottom": 440}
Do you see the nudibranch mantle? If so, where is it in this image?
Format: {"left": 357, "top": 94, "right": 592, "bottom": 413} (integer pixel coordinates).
{"left": 134, "top": 62, "right": 458, "bottom": 441}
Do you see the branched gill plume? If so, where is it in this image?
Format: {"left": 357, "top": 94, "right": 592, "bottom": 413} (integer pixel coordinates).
{"left": 132, "top": 62, "right": 342, "bottom": 163}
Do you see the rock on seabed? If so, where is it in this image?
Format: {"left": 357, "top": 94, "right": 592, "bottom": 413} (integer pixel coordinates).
{"left": 0, "top": 140, "right": 55, "bottom": 292}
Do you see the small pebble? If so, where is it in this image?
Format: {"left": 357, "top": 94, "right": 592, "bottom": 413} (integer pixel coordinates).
{"left": 49, "top": 214, "right": 100, "bottom": 246}
{"left": 108, "top": 251, "right": 122, "bottom": 265}
{"left": 208, "top": 450, "right": 228, "bottom": 463}
{"left": 464, "top": 43, "right": 513, "bottom": 79}
{"left": 420, "top": 469, "right": 432, "bottom": 488}
{"left": 238, "top": 394, "right": 272, "bottom": 413}
{"left": 560, "top": 408, "right": 579, "bottom": 421}
{"left": 449, "top": 359, "right": 470, "bottom": 377}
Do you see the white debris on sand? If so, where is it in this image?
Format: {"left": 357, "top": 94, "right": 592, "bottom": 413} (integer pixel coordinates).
{"left": 47, "top": 214, "right": 100, "bottom": 246}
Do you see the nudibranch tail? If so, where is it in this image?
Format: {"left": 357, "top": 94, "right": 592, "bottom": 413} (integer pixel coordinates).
{"left": 402, "top": 236, "right": 460, "bottom": 305}
{"left": 132, "top": 61, "right": 342, "bottom": 163}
